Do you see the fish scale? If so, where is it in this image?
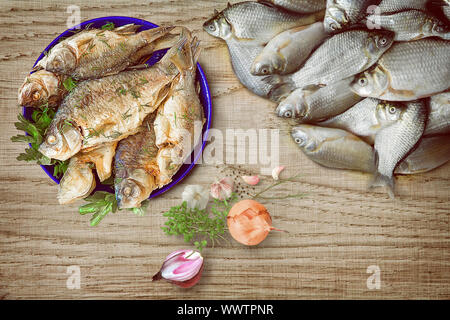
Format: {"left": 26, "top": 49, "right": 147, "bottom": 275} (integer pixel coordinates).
{"left": 264, "top": 0, "right": 326, "bottom": 13}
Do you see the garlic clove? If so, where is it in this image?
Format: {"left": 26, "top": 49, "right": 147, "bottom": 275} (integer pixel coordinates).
{"left": 271, "top": 166, "right": 285, "bottom": 180}
{"left": 182, "top": 185, "right": 209, "bottom": 210}
{"left": 241, "top": 175, "right": 260, "bottom": 185}
{"left": 152, "top": 249, "right": 204, "bottom": 288}
{"left": 210, "top": 177, "right": 234, "bottom": 200}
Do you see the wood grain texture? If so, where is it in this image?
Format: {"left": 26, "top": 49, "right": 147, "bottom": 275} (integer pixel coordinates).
{"left": 0, "top": 0, "right": 449, "bottom": 300}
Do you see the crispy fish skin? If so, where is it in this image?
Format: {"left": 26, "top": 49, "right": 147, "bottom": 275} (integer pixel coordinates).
{"left": 425, "top": 92, "right": 450, "bottom": 136}
{"left": 18, "top": 70, "right": 67, "bottom": 108}
{"left": 114, "top": 113, "right": 159, "bottom": 209}
{"left": 77, "top": 142, "right": 117, "bottom": 182}
{"left": 351, "top": 39, "right": 450, "bottom": 101}
{"left": 324, "top": 0, "right": 382, "bottom": 32}
{"left": 265, "top": 29, "right": 394, "bottom": 93}
{"left": 251, "top": 22, "right": 327, "bottom": 76}
{"left": 276, "top": 77, "right": 362, "bottom": 122}
{"left": 213, "top": 1, "right": 324, "bottom": 45}
{"left": 38, "top": 35, "right": 187, "bottom": 161}
{"left": 319, "top": 98, "right": 408, "bottom": 144}
{"left": 395, "top": 135, "right": 450, "bottom": 174}
{"left": 203, "top": 10, "right": 287, "bottom": 101}
{"left": 154, "top": 37, "right": 205, "bottom": 186}
{"left": 262, "top": 0, "right": 326, "bottom": 13}
{"left": 366, "top": 10, "right": 449, "bottom": 41}
{"left": 292, "top": 125, "right": 376, "bottom": 172}
{"left": 36, "top": 25, "right": 175, "bottom": 80}
{"left": 57, "top": 155, "right": 96, "bottom": 205}
{"left": 372, "top": 100, "right": 427, "bottom": 197}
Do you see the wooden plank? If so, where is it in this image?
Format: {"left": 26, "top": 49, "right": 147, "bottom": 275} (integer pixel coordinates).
{"left": 0, "top": 0, "right": 449, "bottom": 299}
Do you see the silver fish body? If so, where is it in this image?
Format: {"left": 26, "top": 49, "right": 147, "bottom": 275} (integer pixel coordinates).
{"left": 203, "top": 10, "right": 289, "bottom": 101}
{"left": 215, "top": 1, "right": 324, "bottom": 45}
{"left": 263, "top": 0, "right": 327, "bottom": 13}
{"left": 425, "top": 92, "right": 450, "bottom": 136}
{"left": 251, "top": 22, "right": 327, "bottom": 75}
{"left": 366, "top": 10, "right": 450, "bottom": 41}
{"left": 351, "top": 39, "right": 450, "bottom": 101}
{"left": 276, "top": 77, "right": 362, "bottom": 122}
{"left": 377, "top": 0, "right": 428, "bottom": 13}
{"left": 372, "top": 100, "right": 427, "bottom": 197}
{"left": 395, "top": 135, "right": 450, "bottom": 174}
{"left": 292, "top": 125, "right": 376, "bottom": 172}
{"left": 320, "top": 98, "right": 410, "bottom": 144}
{"left": 324, "top": 0, "right": 382, "bottom": 32}
{"left": 266, "top": 29, "right": 394, "bottom": 92}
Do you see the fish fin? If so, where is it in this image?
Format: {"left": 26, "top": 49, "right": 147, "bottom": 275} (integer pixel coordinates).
{"left": 113, "top": 23, "right": 142, "bottom": 35}
{"left": 168, "top": 30, "right": 196, "bottom": 74}
{"left": 140, "top": 26, "right": 176, "bottom": 44}
{"left": 263, "top": 75, "right": 295, "bottom": 102}
{"left": 152, "top": 32, "right": 180, "bottom": 51}
{"left": 257, "top": 0, "right": 277, "bottom": 8}
{"left": 370, "top": 172, "right": 395, "bottom": 199}
{"left": 301, "top": 84, "right": 322, "bottom": 94}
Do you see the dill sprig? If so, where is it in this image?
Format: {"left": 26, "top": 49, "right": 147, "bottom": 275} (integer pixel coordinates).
{"left": 62, "top": 77, "right": 77, "bottom": 92}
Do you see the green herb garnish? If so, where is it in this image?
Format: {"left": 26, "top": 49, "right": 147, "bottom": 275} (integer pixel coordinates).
{"left": 11, "top": 107, "right": 68, "bottom": 178}
{"left": 162, "top": 193, "right": 238, "bottom": 252}
{"left": 101, "top": 21, "right": 115, "bottom": 31}
{"left": 79, "top": 191, "right": 148, "bottom": 226}
{"left": 63, "top": 77, "right": 77, "bottom": 92}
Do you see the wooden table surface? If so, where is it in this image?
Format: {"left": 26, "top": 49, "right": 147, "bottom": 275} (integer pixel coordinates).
{"left": 0, "top": 0, "right": 449, "bottom": 300}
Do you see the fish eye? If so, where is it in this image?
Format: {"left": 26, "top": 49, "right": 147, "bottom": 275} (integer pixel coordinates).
{"left": 358, "top": 77, "right": 368, "bottom": 87}
{"left": 435, "top": 25, "right": 444, "bottom": 33}
{"left": 378, "top": 37, "right": 388, "bottom": 47}
{"left": 123, "top": 186, "right": 132, "bottom": 197}
{"left": 32, "top": 91, "right": 41, "bottom": 100}
{"left": 294, "top": 137, "right": 302, "bottom": 144}
{"left": 388, "top": 106, "right": 396, "bottom": 114}
{"left": 261, "top": 68, "right": 269, "bottom": 74}
{"left": 284, "top": 111, "right": 292, "bottom": 118}
{"left": 208, "top": 24, "right": 216, "bottom": 31}
{"left": 46, "top": 135, "right": 57, "bottom": 145}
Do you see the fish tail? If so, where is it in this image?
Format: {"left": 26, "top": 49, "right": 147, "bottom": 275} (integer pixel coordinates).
{"left": 263, "top": 74, "right": 295, "bottom": 102}
{"left": 113, "top": 23, "right": 141, "bottom": 35}
{"left": 370, "top": 172, "right": 395, "bottom": 199}
{"left": 140, "top": 25, "right": 176, "bottom": 44}
{"left": 165, "top": 29, "right": 197, "bottom": 75}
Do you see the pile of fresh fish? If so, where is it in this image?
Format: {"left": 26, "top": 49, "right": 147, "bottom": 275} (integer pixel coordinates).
{"left": 204, "top": 0, "right": 450, "bottom": 197}
{"left": 18, "top": 25, "right": 205, "bottom": 207}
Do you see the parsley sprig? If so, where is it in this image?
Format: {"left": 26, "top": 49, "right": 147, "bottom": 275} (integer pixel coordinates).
{"left": 162, "top": 193, "right": 238, "bottom": 252}
{"left": 11, "top": 105, "right": 68, "bottom": 177}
